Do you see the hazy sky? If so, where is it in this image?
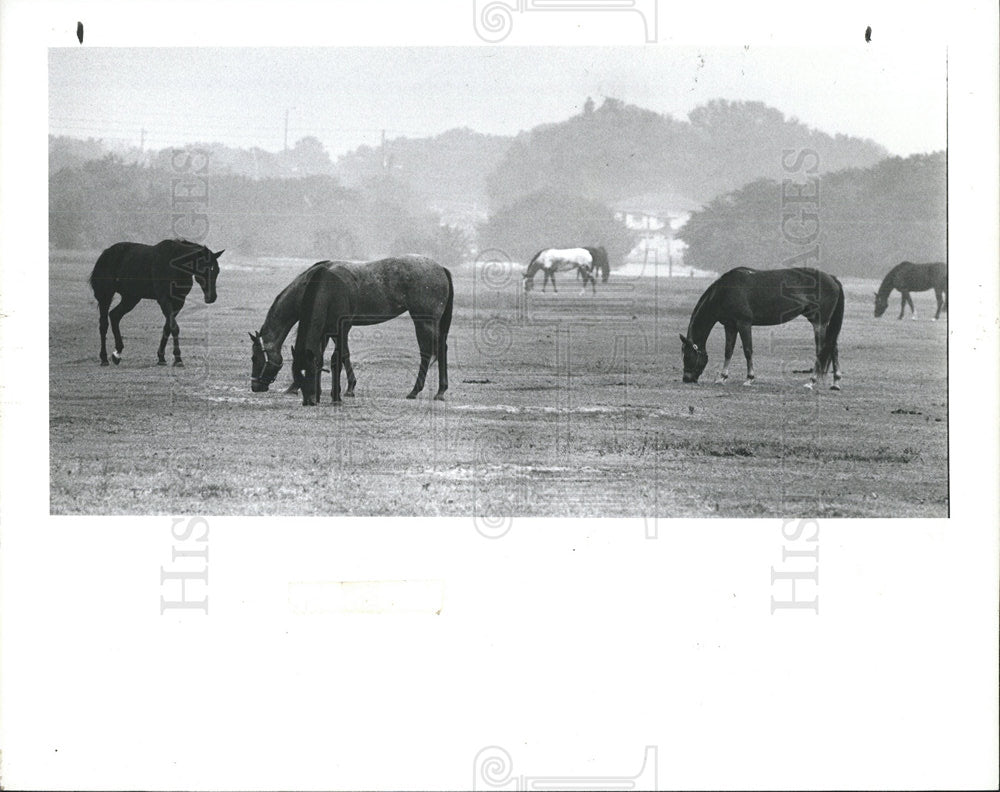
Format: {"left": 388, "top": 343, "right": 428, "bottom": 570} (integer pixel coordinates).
{"left": 49, "top": 46, "right": 946, "bottom": 159}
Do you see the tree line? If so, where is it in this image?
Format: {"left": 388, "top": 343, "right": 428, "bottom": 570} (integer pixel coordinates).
{"left": 677, "top": 152, "right": 946, "bottom": 278}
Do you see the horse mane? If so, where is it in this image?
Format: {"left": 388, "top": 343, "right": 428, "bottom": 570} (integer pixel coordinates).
{"left": 686, "top": 283, "right": 718, "bottom": 340}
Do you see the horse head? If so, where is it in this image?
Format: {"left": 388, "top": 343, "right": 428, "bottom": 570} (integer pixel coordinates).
{"left": 194, "top": 248, "right": 224, "bottom": 304}
{"left": 873, "top": 291, "right": 888, "bottom": 318}
{"left": 249, "top": 331, "right": 282, "bottom": 392}
{"left": 680, "top": 334, "right": 708, "bottom": 383}
{"left": 523, "top": 272, "right": 535, "bottom": 292}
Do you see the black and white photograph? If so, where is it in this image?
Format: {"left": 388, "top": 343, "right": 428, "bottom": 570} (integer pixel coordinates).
{"left": 1, "top": 0, "right": 997, "bottom": 789}
{"left": 46, "top": 41, "right": 952, "bottom": 519}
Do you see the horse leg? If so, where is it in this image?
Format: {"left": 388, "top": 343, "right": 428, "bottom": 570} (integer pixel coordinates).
{"left": 933, "top": 288, "right": 943, "bottom": 320}
{"left": 98, "top": 296, "right": 112, "bottom": 366}
{"left": 330, "top": 342, "right": 342, "bottom": 403}
{"left": 805, "top": 321, "right": 827, "bottom": 390}
{"left": 156, "top": 299, "right": 173, "bottom": 364}
{"left": 898, "top": 292, "right": 907, "bottom": 319}
{"left": 737, "top": 323, "right": 755, "bottom": 385}
{"left": 406, "top": 318, "right": 436, "bottom": 399}
{"left": 108, "top": 294, "right": 141, "bottom": 364}
{"left": 434, "top": 314, "right": 449, "bottom": 401}
{"left": 716, "top": 323, "right": 737, "bottom": 383}
{"left": 550, "top": 272, "right": 557, "bottom": 293}
{"left": 340, "top": 327, "right": 356, "bottom": 397}
{"left": 830, "top": 342, "right": 842, "bottom": 391}
{"left": 157, "top": 315, "right": 171, "bottom": 364}
{"left": 168, "top": 299, "right": 185, "bottom": 366}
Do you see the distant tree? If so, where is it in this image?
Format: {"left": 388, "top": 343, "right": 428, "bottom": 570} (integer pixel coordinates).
{"left": 391, "top": 224, "right": 470, "bottom": 268}
{"left": 677, "top": 152, "right": 946, "bottom": 278}
{"left": 583, "top": 96, "right": 595, "bottom": 115}
{"left": 486, "top": 97, "right": 888, "bottom": 210}
{"left": 281, "top": 136, "right": 334, "bottom": 176}
{"left": 477, "top": 188, "right": 636, "bottom": 266}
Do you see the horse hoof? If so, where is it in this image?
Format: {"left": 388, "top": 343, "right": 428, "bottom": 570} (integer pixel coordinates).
{"left": 157, "top": 359, "right": 167, "bottom": 366}
{"left": 173, "top": 360, "right": 184, "bottom": 368}
{"left": 100, "top": 360, "right": 109, "bottom": 367}
{"left": 715, "top": 375, "right": 729, "bottom": 384}
{"left": 405, "top": 392, "right": 418, "bottom": 400}
{"left": 111, "top": 352, "right": 121, "bottom": 365}
{"left": 830, "top": 383, "right": 842, "bottom": 391}
{"left": 804, "top": 382, "right": 815, "bottom": 390}
{"left": 344, "top": 391, "right": 355, "bottom": 398}
{"left": 742, "top": 379, "right": 754, "bottom": 387}
{"left": 433, "top": 393, "right": 446, "bottom": 401}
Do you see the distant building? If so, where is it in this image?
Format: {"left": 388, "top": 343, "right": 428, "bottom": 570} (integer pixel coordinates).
{"left": 612, "top": 191, "right": 707, "bottom": 275}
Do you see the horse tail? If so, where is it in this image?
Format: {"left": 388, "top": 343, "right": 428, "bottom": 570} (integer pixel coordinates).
{"left": 439, "top": 267, "right": 454, "bottom": 341}
{"left": 596, "top": 247, "right": 610, "bottom": 282}
{"left": 88, "top": 244, "right": 121, "bottom": 301}
{"left": 294, "top": 263, "right": 327, "bottom": 376}
{"left": 818, "top": 277, "right": 845, "bottom": 374}
{"left": 583, "top": 246, "right": 609, "bottom": 282}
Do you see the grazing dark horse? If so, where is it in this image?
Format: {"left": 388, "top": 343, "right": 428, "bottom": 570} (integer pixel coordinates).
{"left": 89, "top": 240, "right": 222, "bottom": 366}
{"left": 249, "top": 260, "right": 336, "bottom": 393}
{"left": 256, "top": 255, "right": 453, "bottom": 405}
{"left": 680, "top": 267, "right": 845, "bottom": 390}
{"left": 523, "top": 248, "right": 597, "bottom": 294}
{"left": 874, "top": 261, "right": 947, "bottom": 320}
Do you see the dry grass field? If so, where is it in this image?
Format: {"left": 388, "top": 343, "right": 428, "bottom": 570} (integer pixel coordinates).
{"left": 50, "top": 251, "right": 948, "bottom": 517}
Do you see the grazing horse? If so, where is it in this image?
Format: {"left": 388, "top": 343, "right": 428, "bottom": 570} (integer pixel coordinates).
{"left": 523, "top": 248, "right": 597, "bottom": 294}
{"left": 249, "top": 260, "right": 337, "bottom": 393}
{"left": 874, "top": 261, "right": 947, "bottom": 320}
{"left": 89, "top": 239, "right": 223, "bottom": 367}
{"left": 680, "top": 267, "right": 845, "bottom": 390}
{"left": 254, "top": 255, "right": 453, "bottom": 405}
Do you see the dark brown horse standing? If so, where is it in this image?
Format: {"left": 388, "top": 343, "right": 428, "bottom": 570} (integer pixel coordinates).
{"left": 260, "top": 255, "right": 453, "bottom": 405}
{"left": 874, "top": 261, "right": 947, "bottom": 320}
{"left": 680, "top": 267, "right": 844, "bottom": 390}
{"left": 89, "top": 239, "right": 223, "bottom": 366}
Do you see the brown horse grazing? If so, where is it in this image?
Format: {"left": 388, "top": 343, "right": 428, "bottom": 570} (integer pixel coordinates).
{"left": 680, "top": 267, "right": 845, "bottom": 390}
{"left": 874, "top": 261, "right": 947, "bottom": 320}
{"left": 89, "top": 239, "right": 223, "bottom": 366}
{"left": 266, "top": 255, "right": 453, "bottom": 405}
{"left": 249, "top": 260, "right": 336, "bottom": 393}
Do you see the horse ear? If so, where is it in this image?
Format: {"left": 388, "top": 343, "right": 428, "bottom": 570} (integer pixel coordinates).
{"left": 248, "top": 332, "right": 255, "bottom": 342}
{"left": 214, "top": 249, "right": 225, "bottom": 258}
{"left": 679, "top": 334, "right": 690, "bottom": 346}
